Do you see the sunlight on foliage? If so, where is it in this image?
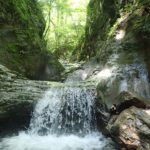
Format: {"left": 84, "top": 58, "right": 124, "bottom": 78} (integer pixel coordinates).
{"left": 38, "top": 0, "right": 89, "bottom": 59}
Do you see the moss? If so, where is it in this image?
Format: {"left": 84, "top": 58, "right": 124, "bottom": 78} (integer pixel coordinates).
{"left": 78, "top": 0, "right": 150, "bottom": 69}
{"left": 12, "top": 0, "right": 29, "bottom": 23}
{"left": 77, "top": 0, "right": 119, "bottom": 60}
{"left": 0, "top": 0, "right": 64, "bottom": 81}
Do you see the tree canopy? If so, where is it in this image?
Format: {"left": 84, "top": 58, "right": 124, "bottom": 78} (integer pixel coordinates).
{"left": 38, "top": 0, "right": 89, "bottom": 60}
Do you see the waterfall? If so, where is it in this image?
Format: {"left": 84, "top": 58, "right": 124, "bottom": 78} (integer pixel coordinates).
{"left": 29, "top": 86, "right": 97, "bottom": 135}
{"left": 117, "top": 63, "right": 150, "bottom": 98}
{"left": 0, "top": 83, "right": 112, "bottom": 150}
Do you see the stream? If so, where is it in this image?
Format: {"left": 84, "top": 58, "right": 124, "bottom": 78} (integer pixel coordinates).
{"left": 1, "top": 51, "right": 150, "bottom": 150}
{"left": 0, "top": 83, "right": 113, "bottom": 150}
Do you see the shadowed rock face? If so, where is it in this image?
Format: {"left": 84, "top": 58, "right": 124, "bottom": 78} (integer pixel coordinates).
{"left": 0, "top": 0, "right": 64, "bottom": 81}
{"left": 109, "top": 91, "right": 150, "bottom": 114}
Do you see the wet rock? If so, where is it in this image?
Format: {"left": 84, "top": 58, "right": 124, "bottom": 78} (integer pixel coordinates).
{"left": 107, "top": 106, "right": 150, "bottom": 150}
{"left": 101, "top": 140, "right": 119, "bottom": 150}
{"left": 95, "top": 96, "right": 110, "bottom": 135}
{"left": 0, "top": 64, "right": 97, "bottom": 136}
{"left": 0, "top": 64, "right": 61, "bottom": 135}
{"left": 96, "top": 91, "right": 150, "bottom": 149}
{"left": 110, "top": 91, "right": 150, "bottom": 114}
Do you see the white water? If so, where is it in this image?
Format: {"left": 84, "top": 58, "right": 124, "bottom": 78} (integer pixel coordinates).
{"left": 0, "top": 132, "right": 109, "bottom": 150}
{"left": 0, "top": 86, "right": 112, "bottom": 150}
{"left": 29, "top": 87, "right": 97, "bottom": 135}
{"left": 118, "top": 64, "right": 150, "bottom": 98}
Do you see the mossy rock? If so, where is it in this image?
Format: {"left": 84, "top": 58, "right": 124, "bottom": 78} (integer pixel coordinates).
{"left": 0, "top": 0, "right": 64, "bottom": 81}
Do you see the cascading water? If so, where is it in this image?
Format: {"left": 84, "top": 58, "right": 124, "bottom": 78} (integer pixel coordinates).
{"left": 90, "top": 51, "right": 150, "bottom": 109}
{"left": 29, "top": 86, "right": 97, "bottom": 135}
{"left": 0, "top": 84, "right": 113, "bottom": 150}
{"left": 118, "top": 63, "right": 150, "bottom": 98}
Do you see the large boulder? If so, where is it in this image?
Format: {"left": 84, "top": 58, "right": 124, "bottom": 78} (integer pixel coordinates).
{"left": 105, "top": 91, "right": 150, "bottom": 149}
{"left": 96, "top": 91, "right": 150, "bottom": 145}
{"left": 0, "top": 0, "right": 64, "bottom": 81}
{"left": 107, "top": 106, "right": 150, "bottom": 150}
{"left": 95, "top": 91, "right": 150, "bottom": 138}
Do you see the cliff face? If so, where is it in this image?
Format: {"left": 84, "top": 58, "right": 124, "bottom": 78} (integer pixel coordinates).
{"left": 79, "top": 0, "right": 117, "bottom": 59}
{"left": 76, "top": 1, "right": 150, "bottom": 148}
{"left": 0, "top": 0, "right": 64, "bottom": 81}
{"left": 79, "top": 0, "right": 150, "bottom": 77}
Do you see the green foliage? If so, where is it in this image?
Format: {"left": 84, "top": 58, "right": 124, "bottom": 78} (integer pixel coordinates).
{"left": 38, "top": 0, "right": 89, "bottom": 60}
{"left": 0, "top": 0, "right": 45, "bottom": 77}
{"left": 75, "top": 0, "right": 150, "bottom": 62}
{"left": 12, "top": 0, "right": 29, "bottom": 22}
